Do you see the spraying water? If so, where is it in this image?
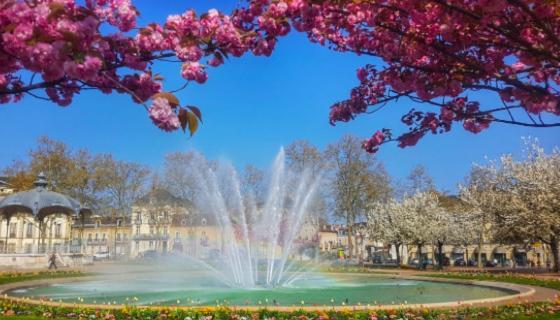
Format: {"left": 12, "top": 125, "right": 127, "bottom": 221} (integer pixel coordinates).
{"left": 191, "top": 148, "right": 320, "bottom": 288}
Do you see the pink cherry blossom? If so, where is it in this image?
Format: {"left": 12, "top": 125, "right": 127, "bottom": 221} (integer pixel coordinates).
{"left": 148, "top": 97, "right": 180, "bottom": 131}
{"left": 0, "top": 0, "right": 558, "bottom": 145}
{"left": 181, "top": 62, "right": 208, "bottom": 84}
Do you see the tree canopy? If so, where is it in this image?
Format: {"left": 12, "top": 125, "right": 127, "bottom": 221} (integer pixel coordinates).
{"left": 2, "top": 1, "right": 558, "bottom": 152}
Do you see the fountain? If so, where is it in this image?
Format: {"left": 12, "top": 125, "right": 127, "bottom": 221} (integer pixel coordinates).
{"left": 189, "top": 148, "right": 320, "bottom": 288}
{"left": 2, "top": 150, "right": 523, "bottom": 308}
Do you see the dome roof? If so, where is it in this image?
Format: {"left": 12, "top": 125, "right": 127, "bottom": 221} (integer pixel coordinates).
{"left": 0, "top": 173, "right": 91, "bottom": 220}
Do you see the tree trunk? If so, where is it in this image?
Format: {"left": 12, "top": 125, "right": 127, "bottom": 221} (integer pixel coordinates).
{"left": 438, "top": 241, "right": 444, "bottom": 270}
{"left": 347, "top": 217, "right": 353, "bottom": 261}
{"left": 417, "top": 243, "right": 423, "bottom": 269}
{"left": 394, "top": 242, "right": 401, "bottom": 267}
{"left": 4, "top": 218, "right": 9, "bottom": 253}
{"left": 477, "top": 241, "right": 483, "bottom": 269}
{"left": 551, "top": 237, "right": 559, "bottom": 273}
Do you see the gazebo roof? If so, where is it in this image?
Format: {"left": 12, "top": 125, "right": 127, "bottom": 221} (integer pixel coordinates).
{"left": 0, "top": 173, "right": 91, "bottom": 220}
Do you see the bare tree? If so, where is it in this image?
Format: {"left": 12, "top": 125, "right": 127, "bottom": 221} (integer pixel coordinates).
{"left": 93, "top": 154, "right": 150, "bottom": 215}
{"left": 285, "top": 140, "right": 324, "bottom": 176}
{"left": 285, "top": 140, "right": 327, "bottom": 220}
{"left": 2, "top": 136, "right": 150, "bottom": 214}
{"left": 407, "top": 165, "right": 435, "bottom": 193}
{"left": 162, "top": 151, "right": 202, "bottom": 203}
{"left": 241, "top": 165, "right": 265, "bottom": 204}
{"left": 2, "top": 159, "right": 35, "bottom": 192}
{"left": 325, "top": 135, "right": 391, "bottom": 260}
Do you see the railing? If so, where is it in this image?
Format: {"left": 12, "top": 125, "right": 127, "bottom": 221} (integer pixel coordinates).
{"left": 86, "top": 239, "right": 108, "bottom": 245}
{"left": 132, "top": 234, "right": 169, "bottom": 241}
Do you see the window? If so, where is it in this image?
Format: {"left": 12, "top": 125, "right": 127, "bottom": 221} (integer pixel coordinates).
{"left": 54, "top": 224, "right": 62, "bottom": 238}
{"left": 200, "top": 231, "right": 208, "bottom": 247}
{"left": 88, "top": 233, "right": 92, "bottom": 241}
{"left": 163, "top": 226, "right": 168, "bottom": 235}
{"left": 116, "top": 233, "right": 121, "bottom": 241}
{"left": 149, "top": 226, "right": 154, "bottom": 234}
{"left": 123, "top": 233, "right": 128, "bottom": 240}
{"left": 95, "top": 220, "right": 101, "bottom": 228}
{"left": 26, "top": 223, "right": 33, "bottom": 238}
{"left": 24, "top": 244, "right": 33, "bottom": 254}
{"left": 102, "top": 233, "right": 106, "bottom": 240}
{"left": 9, "top": 222, "right": 16, "bottom": 238}
{"left": 136, "top": 226, "right": 140, "bottom": 235}
{"left": 135, "top": 213, "right": 141, "bottom": 224}
{"left": 95, "top": 233, "right": 99, "bottom": 240}
{"left": 116, "top": 219, "right": 122, "bottom": 227}
{"left": 149, "top": 241, "right": 153, "bottom": 247}
{"left": 175, "top": 231, "right": 180, "bottom": 240}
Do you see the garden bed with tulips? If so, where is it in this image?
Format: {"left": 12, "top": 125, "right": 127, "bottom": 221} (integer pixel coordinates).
{"left": 1, "top": 299, "right": 560, "bottom": 320}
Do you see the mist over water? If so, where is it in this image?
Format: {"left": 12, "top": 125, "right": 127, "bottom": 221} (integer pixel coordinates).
{"left": 189, "top": 148, "right": 321, "bottom": 288}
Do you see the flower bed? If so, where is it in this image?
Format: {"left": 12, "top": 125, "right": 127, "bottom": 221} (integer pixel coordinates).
{"left": 1, "top": 299, "right": 560, "bottom": 320}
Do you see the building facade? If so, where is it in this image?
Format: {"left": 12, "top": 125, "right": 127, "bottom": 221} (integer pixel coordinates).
{"left": 0, "top": 174, "right": 87, "bottom": 255}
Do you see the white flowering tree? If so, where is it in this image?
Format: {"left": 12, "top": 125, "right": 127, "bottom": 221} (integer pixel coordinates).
{"left": 368, "top": 191, "right": 442, "bottom": 268}
{"left": 459, "top": 166, "right": 497, "bottom": 268}
{"left": 368, "top": 198, "right": 412, "bottom": 266}
{"left": 463, "top": 140, "right": 560, "bottom": 272}
{"left": 430, "top": 195, "right": 462, "bottom": 269}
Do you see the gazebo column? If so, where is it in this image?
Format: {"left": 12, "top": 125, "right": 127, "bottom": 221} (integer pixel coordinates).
{"left": 4, "top": 215, "right": 11, "bottom": 254}
{"left": 37, "top": 220, "right": 42, "bottom": 254}
{"left": 81, "top": 213, "right": 85, "bottom": 253}
{"left": 18, "top": 216, "right": 24, "bottom": 254}
{"left": 38, "top": 219, "right": 46, "bottom": 254}
{"left": 48, "top": 218, "right": 53, "bottom": 253}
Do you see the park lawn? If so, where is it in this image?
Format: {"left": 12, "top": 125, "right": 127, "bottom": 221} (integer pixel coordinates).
{"left": 423, "top": 272, "right": 560, "bottom": 290}
{"left": 0, "top": 270, "right": 85, "bottom": 285}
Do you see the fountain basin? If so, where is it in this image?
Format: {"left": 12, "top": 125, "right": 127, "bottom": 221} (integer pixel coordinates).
{"left": 1, "top": 269, "right": 533, "bottom": 310}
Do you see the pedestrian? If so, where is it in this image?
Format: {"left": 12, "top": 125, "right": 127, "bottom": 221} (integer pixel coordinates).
{"left": 48, "top": 253, "right": 57, "bottom": 269}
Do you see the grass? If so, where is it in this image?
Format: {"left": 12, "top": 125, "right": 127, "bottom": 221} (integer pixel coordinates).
{"left": 423, "top": 272, "right": 560, "bottom": 290}
{"left": 0, "top": 270, "right": 85, "bottom": 285}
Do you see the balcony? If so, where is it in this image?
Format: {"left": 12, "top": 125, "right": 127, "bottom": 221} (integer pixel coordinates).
{"left": 132, "top": 234, "right": 169, "bottom": 241}
{"left": 86, "top": 239, "right": 108, "bottom": 245}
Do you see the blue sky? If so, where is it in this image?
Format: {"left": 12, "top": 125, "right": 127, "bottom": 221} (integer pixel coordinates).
{"left": 0, "top": 0, "right": 558, "bottom": 192}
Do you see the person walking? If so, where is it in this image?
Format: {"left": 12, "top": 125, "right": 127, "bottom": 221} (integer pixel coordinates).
{"left": 48, "top": 253, "right": 57, "bottom": 270}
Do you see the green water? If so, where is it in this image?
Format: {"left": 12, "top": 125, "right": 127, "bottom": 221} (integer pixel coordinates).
{"left": 8, "top": 270, "right": 514, "bottom": 307}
